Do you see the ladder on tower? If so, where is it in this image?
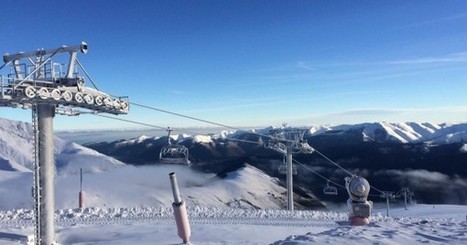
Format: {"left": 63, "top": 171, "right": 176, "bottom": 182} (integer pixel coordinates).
{"left": 32, "top": 106, "right": 41, "bottom": 245}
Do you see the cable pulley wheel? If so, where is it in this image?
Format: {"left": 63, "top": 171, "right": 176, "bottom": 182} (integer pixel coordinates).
{"left": 38, "top": 88, "right": 49, "bottom": 100}
{"left": 95, "top": 96, "right": 103, "bottom": 106}
{"left": 84, "top": 94, "right": 94, "bottom": 105}
{"left": 51, "top": 89, "right": 61, "bottom": 101}
{"left": 62, "top": 90, "right": 73, "bottom": 102}
{"left": 74, "top": 92, "right": 84, "bottom": 103}
{"left": 24, "top": 86, "right": 36, "bottom": 98}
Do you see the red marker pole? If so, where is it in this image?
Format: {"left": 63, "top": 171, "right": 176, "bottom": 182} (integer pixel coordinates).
{"left": 169, "top": 172, "right": 191, "bottom": 244}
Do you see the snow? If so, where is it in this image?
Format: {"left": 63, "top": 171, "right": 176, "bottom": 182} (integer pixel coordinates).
{"left": 1, "top": 162, "right": 467, "bottom": 244}
{"left": 1, "top": 118, "right": 467, "bottom": 244}
{"left": 0, "top": 118, "right": 124, "bottom": 174}
{"left": 275, "top": 205, "right": 467, "bottom": 244}
{"left": 192, "top": 134, "right": 213, "bottom": 144}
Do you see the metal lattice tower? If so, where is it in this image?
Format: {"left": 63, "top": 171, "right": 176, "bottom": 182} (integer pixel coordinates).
{"left": 265, "top": 125, "right": 314, "bottom": 211}
{"left": 0, "top": 42, "right": 129, "bottom": 245}
{"left": 380, "top": 191, "right": 396, "bottom": 217}
{"left": 396, "top": 187, "right": 414, "bottom": 210}
{"left": 31, "top": 106, "right": 41, "bottom": 244}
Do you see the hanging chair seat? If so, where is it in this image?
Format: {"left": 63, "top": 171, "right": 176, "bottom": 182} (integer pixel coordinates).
{"left": 159, "top": 145, "right": 190, "bottom": 164}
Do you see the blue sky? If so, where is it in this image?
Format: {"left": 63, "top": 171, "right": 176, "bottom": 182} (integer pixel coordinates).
{"left": 1, "top": 0, "right": 467, "bottom": 130}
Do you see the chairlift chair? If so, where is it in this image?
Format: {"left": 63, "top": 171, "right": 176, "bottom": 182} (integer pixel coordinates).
{"left": 159, "top": 128, "right": 191, "bottom": 165}
{"left": 323, "top": 180, "right": 338, "bottom": 195}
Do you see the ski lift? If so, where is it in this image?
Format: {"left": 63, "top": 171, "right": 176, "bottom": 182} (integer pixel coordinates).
{"left": 277, "top": 156, "right": 297, "bottom": 175}
{"left": 159, "top": 128, "right": 190, "bottom": 165}
{"left": 323, "top": 180, "right": 338, "bottom": 195}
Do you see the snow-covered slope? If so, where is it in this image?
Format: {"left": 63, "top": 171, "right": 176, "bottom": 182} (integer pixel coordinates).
{"left": 0, "top": 117, "right": 319, "bottom": 210}
{"left": 0, "top": 163, "right": 293, "bottom": 210}
{"left": 0, "top": 118, "right": 123, "bottom": 174}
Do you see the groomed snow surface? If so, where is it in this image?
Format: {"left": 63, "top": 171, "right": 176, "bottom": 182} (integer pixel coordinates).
{"left": 0, "top": 164, "right": 466, "bottom": 244}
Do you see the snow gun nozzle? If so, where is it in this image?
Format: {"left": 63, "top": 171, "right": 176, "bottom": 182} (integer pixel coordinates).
{"left": 169, "top": 172, "right": 182, "bottom": 205}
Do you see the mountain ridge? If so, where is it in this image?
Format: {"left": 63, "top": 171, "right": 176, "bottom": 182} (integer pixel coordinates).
{"left": 84, "top": 121, "right": 467, "bottom": 205}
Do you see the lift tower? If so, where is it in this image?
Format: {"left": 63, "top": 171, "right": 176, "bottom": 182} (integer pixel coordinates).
{"left": 0, "top": 42, "right": 129, "bottom": 245}
{"left": 266, "top": 126, "right": 314, "bottom": 211}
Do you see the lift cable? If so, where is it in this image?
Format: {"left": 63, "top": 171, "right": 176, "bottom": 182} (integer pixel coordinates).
{"left": 95, "top": 105, "right": 387, "bottom": 195}
{"left": 293, "top": 159, "right": 346, "bottom": 190}
{"left": 129, "top": 102, "right": 238, "bottom": 130}
{"left": 293, "top": 158, "right": 384, "bottom": 196}
{"left": 95, "top": 114, "right": 167, "bottom": 131}
{"left": 93, "top": 114, "right": 261, "bottom": 145}
{"left": 129, "top": 102, "right": 290, "bottom": 142}
{"left": 95, "top": 113, "right": 351, "bottom": 193}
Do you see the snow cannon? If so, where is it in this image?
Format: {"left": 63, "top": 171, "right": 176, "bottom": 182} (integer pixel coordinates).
{"left": 169, "top": 172, "right": 191, "bottom": 244}
{"left": 345, "top": 175, "right": 373, "bottom": 226}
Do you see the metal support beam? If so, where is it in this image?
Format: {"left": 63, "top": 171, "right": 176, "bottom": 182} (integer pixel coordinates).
{"left": 286, "top": 147, "right": 293, "bottom": 211}
{"left": 37, "top": 103, "right": 55, "bottom": 245}
{"left": 32, "top": 106, "right": 41, "bottom": 244}
{"left": 386, "top": 195, "right": 390, "bottom": 217}
{"left": 380, "top": 191, "right": 394, "bottom": 217}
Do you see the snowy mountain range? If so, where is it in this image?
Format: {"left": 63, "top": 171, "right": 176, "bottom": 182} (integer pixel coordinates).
{"left": 0, "top": 117, "right": 321, "bottom": 211}
{"left": 86, "top": 121, "right": 467, "bottom": 149}
{"left": 84, "top": 121, "right": 467, "bottom": 205}
{"left": 1, "top": 118, "right": 467, "bottom": 244}
{"left": 308, "top": 121, "right": 467, "bottom": 144}
{"left": 2, "top": 117, "right": 467, "bottom": 206}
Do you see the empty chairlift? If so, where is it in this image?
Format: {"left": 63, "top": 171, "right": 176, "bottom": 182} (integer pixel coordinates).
{"left": 159, "top": 128, "right": 190, "bottom": 165}
{"left": 278, "top": 156, "right": 297, "bottom": 175}
{"left": 323, "top": 180, "right": 338, "bottom": 195}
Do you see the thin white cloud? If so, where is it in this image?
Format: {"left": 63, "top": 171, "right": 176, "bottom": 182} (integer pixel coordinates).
{"left": 387, "top": 52, "right": 467, "bottom": 65}
{"left": 331, "top": 105, "right": 467, "bottom": 117}
{"left": 180, "top": 97, "right": 284, "bottom": 114}
{"left": 397, "top": 12, "right": 467, "bottom": 29}
{"left": 276, "top": 105, "right": 467, "bottom": 126}
{"left": 297, "top": 61, "right": 315, "bottom": 71}
{"left": 165, "top": 89, "right": 189, "bottom": 95}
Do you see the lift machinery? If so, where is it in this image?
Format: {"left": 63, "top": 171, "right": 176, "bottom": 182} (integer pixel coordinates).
{"left": 0, "top": 42, "right": 129, "bottom": 245}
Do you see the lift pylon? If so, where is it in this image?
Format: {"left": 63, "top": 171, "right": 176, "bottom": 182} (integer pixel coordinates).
{"left": 265, "top": 126, "right": 314, "bottom": 211}
{"left": 0, "top": 42, "right": 129, "bottom": 245}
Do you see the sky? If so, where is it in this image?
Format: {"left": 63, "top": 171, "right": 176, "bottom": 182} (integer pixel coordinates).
{"left": 1, "top": 0, "right": 467, "bottom": 131}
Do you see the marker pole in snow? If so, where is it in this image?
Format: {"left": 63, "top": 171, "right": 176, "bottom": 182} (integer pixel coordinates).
{"left": 169, "top": 172, "right": 191, "bottom": 244}
{"left": 79, "top": 168, "right": 85, "bottom": 208}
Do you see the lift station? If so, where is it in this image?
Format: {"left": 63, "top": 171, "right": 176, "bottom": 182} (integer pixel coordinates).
{"left": 0, "top": 42, "right": 129, "bottom": 245}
